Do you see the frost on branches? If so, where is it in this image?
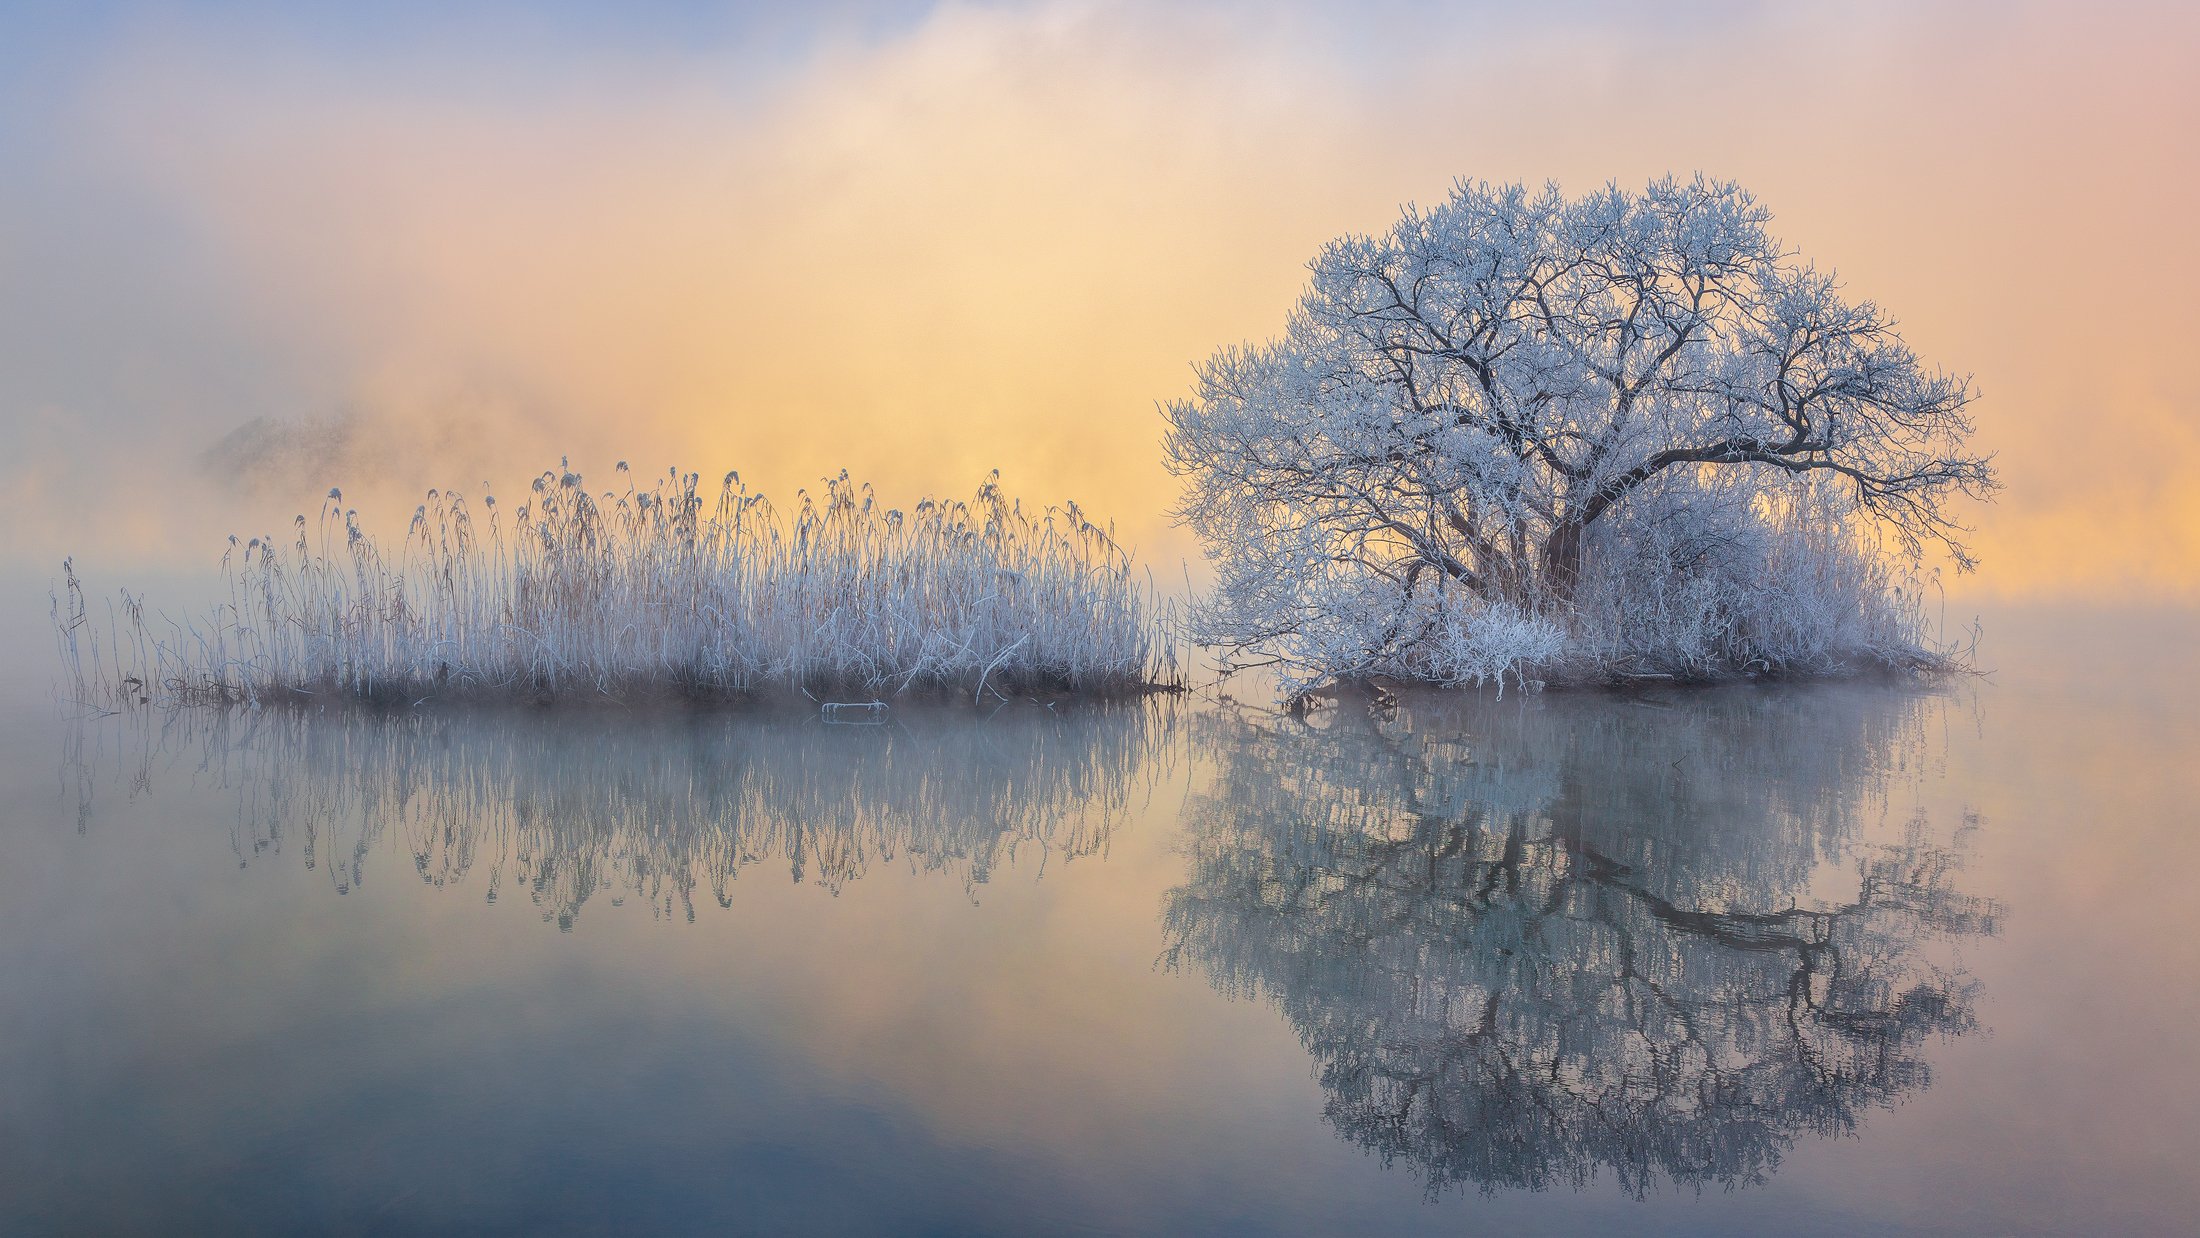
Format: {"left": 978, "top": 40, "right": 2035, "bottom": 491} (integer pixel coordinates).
{"left": 1164, "top": 176, "right": 1995, "bottom": 691}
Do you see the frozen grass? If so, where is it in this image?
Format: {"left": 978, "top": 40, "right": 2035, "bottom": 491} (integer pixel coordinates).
{"left": 57, "top": 464, "right": 1178, "bottom": 709}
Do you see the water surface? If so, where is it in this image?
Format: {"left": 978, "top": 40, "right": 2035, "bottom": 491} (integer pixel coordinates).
{"left": 2, "top": 609, "right": 2194, "bottom": 1235}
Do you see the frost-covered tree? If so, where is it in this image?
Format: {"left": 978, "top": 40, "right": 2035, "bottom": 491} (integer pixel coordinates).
{"left": 1163, "top": 176, "right": 1995, "bottom": 687}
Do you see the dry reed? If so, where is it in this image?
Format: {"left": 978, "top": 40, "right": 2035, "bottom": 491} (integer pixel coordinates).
{"left": 56, "top": 463, "right": 1178, "bottom": 708}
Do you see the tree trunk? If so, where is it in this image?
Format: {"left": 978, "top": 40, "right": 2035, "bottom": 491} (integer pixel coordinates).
{"left": 1540, "top": 521, "right": 1587, "bottom": 607}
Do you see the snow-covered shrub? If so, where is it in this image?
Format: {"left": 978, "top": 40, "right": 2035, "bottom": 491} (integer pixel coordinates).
{"left": 1185, "top": 511, "right": 1564, "bottom": 694}
{"left": 1567, "top": 471, "right": 1932, "bottom": 677}
{"left": 1383, "top": 596, "right": 1567, "bottom": 690}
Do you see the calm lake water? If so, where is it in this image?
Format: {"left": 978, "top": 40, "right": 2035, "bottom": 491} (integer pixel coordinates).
{"left": 2, "top": 607, "right": 2195, "bottom": 1235}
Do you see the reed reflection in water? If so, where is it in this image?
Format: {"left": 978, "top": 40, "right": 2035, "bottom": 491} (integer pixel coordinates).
{"left": 1164, "top": 685, "right": 2001, "bottom": 1197}
{"left": 75, "top": 700, "right": 1173, "bottom": 929}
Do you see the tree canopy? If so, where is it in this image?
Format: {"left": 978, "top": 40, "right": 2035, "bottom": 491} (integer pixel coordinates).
{"left": 1164, "top": 176, "right": 1995, "bottom": 687}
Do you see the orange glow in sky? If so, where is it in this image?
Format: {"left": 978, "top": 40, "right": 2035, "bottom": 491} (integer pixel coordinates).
{"left": 2, "top": 1, "right": 2195, "bottom": 600}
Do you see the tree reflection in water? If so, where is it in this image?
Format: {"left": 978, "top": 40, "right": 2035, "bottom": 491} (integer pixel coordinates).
{"left": 1163, "top": 685, "right": 2000, "bottom": 1196}
{"left": 98, "top": 701, "right": 1171, "bottom": 928}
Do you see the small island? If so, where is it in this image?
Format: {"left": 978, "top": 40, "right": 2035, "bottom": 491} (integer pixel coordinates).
{"left": 59, "top": 176, "right": 1992, "bottom": 709}
{"left": 57, "top": 467, "right": 1170, "bottom": 708}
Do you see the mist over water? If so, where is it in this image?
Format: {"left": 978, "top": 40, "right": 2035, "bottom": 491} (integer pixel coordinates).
{"left": 5, "top": 5, "right": 2197, "bottom": 1233}
{"left": 7, "top": 613, "right": 2196, "bottom": 1234}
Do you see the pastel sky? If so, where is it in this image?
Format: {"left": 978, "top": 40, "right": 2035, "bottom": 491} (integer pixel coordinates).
{"left": 3, "top": 0, "right": 2195, "bottom": 600}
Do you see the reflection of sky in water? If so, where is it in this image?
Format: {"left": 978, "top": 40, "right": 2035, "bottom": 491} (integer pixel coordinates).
{"left": 4, "top": 615, "right": 2198, "bottom": 1234}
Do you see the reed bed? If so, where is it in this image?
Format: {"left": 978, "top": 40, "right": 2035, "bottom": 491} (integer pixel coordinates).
{"left": 57, "top": 464, "right": 1177, "bottom": 708}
